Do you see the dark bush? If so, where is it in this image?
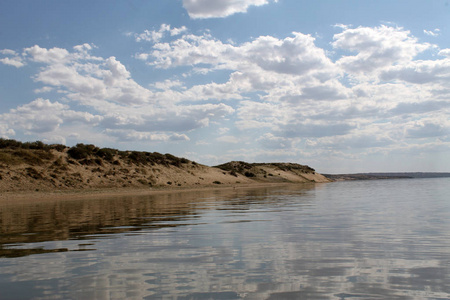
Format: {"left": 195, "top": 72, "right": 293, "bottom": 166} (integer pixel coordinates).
{"left": 67, "top": 144, "right": 97, "bottom": 160}
{"left": 128, "top": 151, "right": 148, "bottom": 164}
{"left": 164, "top": 153, "right": 181, "bottom": 167}
{"left": 244, "top": 171, "right": 255, "bottom": 177}
{"left": 147, "top": 152, "right": 165, "bottom": 165}
{"left": 50, "top": 144, "right": 67, "bottom": 152}
{"left": 68, "top": 146, "right": 90, "bottom": 160}
{"left": 23, "top": 141, "right": 47, "bottom": 150}
{"left": 0, "top": 138, "right": 23, "bottom": 149}
{"left": 96, "top": 148, "right": 117, "bottom": 161}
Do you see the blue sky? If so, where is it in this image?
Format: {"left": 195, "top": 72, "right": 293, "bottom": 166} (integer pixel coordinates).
{"left": 1, "top": 0, "right": 450, "bottom": 173}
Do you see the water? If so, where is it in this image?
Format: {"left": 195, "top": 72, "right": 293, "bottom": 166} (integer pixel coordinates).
{"left": 1, "top": 178, "right": 449, "bottom": 299}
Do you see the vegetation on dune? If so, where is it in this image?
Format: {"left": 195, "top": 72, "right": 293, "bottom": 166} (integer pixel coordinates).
{"left": 0, "top": 139, "right": 192, "bottom": 168}
{"left": 67, "top": 143, "right": 190, "bottom": 167}
{"left": 215, "top": 161, "right": 316, "bottom": 176}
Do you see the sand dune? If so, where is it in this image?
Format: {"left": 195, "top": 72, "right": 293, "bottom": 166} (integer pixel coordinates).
{"left": 0, "top": 141, "right": 329, "bottom": 201}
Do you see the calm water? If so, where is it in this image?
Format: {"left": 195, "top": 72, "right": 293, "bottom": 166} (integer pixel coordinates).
{"left": 1, "top": 178, "right": 450, "bottom": 299}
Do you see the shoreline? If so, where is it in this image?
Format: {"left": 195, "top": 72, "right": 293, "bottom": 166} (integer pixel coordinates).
{"left": 0, "top": 182, "right": 316, "bottom": 204}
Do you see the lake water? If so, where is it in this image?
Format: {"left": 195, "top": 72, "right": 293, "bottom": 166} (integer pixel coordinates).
{"left": 1, "top": 178, "right": 450, "bottom": 299}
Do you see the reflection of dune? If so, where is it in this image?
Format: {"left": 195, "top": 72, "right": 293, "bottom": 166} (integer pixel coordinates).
{"left": 0, "top": 185, "right": 316, "bottom": 251}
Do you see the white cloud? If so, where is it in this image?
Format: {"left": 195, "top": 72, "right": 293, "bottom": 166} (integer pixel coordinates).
{"left": 32, "top": 51, "right": 154, "bottom": 106}
{"left": 34, "top": 86, "right": 54, "bottom": 94}
{"left": 0, "top": 98, "right": 102, "bottom": 135}
{"left": 150, "top": 79, "right": 185, "bottom": 91}
{"left": 333, "top": 25, "right": 431, "bottom": 76}
{"left": 24, "top": 45, "right": 70, "bottom": 64}
{"left": 0, "top": 57, "right": 25, "bottom": 68}
{"left": 0, "top": 123, "right": 15, "bottom": 138}
{"left": 147, "top": 32, "right": 335, "bottom": 78}
{"left": 0, "top": 49, "right": 25, "bottom": 68}
{"left": 0, "top": 49, "right": 17, "bottom": 56}
{"left": 134, "top": 24, "right": 187, "bottom": 43}
{"left": 140, "top": 30, "right": 339, "bottom": 103}
{"left": 182, "top": 0, "right": 276, "bottom": 19}
{"left": 216, "top": 135, "right": 240, "bottom": 143}
{"left": 217, "top": 127, "right": 230, "bottom": 135}
{"left": 257, "top": 133, "right": 293, "bottom": 149}
{"left": 438, "top": 49, "right": 450, "bottom": 57}
{"left": 424, "top": 28, "right": 440, "bottom": 37}
{"left": 1, "top": 44, "right": 237, "bottom": 146}
{"left": 380, "top": 58, "right": 450, "bottom": 84}
{"left": 105, "top": 129, "right": 190, "bottom": 142}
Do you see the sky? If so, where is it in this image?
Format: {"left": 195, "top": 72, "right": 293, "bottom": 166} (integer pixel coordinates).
{"left": 1, "top": 0, "right": 450, "bottom": 173}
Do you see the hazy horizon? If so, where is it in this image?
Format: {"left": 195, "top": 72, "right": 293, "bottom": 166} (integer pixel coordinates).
{"left": 1, "top": 0, "right": 449, "bottom": 173}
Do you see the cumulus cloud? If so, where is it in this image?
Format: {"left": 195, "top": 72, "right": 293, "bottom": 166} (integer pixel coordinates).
{"left": 0, "top": 123, "right": 15, "bottom": 138}
{"left": 30, "top": 52, "right": 154, "bottom": 107}
{"left": 0, "top": 44, "right": 236, "bottom": 146}
{"left": 0, "top": 98, "right": 102, "bottom": 136}
{"left": 182, "top": 0, "right": 276, "bottom": 19}
{"left": 139, "top": 31, "right": 338, "bottom": 103}
{"left": 148, "top": 32, "right": 335, "bottom": 77}
{"left": 380, "top": 58, "right": 450, "bottom": 84}
{"left": 333, "top": 25, "right": 430, "bottom": 75}
{"left": 0, "top": 49, "right": 25, "bottom": 68}
{"left": 439, "top": 49, "right": 450, "bottom": 57}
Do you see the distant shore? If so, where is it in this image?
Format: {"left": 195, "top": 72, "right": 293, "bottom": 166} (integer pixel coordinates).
{"left": 323, "top": 172, "right": 450, "bottom": 181}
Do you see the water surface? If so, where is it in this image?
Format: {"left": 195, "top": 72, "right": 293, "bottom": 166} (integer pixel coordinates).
{"left": 1, "top": 179, "right": 449, "bottom": 299}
